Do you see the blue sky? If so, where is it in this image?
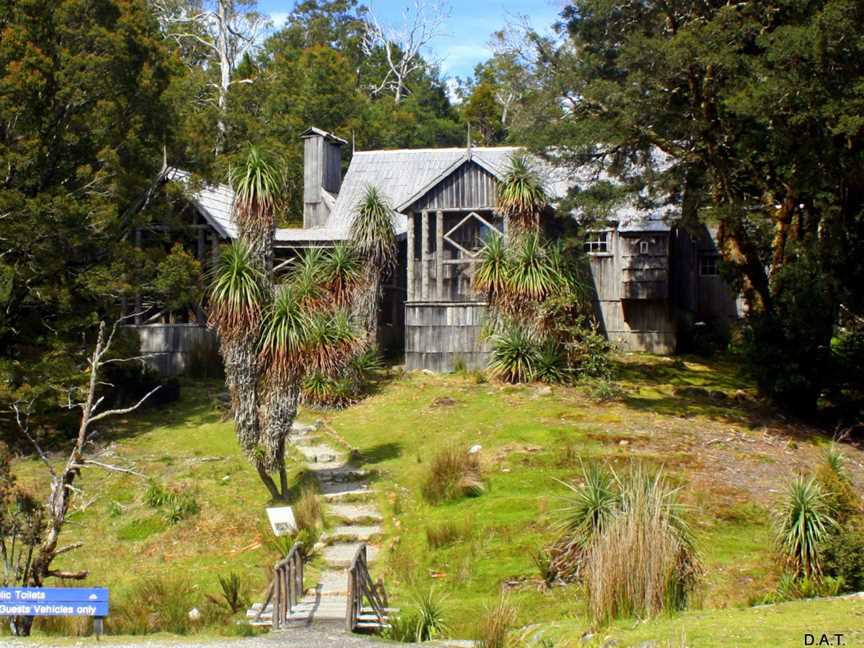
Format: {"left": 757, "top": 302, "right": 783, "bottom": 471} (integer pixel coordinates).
{"left": 258, "top": 0, "right": 565, "bottom": 80}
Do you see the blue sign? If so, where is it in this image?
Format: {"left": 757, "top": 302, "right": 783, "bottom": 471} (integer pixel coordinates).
{"left": 0, "top": 588, "right": 109, "bottom": 617}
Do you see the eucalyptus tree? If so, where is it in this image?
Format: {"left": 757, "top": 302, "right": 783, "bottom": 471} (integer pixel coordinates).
{"left": 350, "top": 186, "right": 398, "bottom": 345}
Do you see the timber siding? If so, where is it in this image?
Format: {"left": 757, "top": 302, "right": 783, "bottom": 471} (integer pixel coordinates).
{"left": 405, "top": 302, "right": 490, "bottom": 372}
{"left": 410, "top": 161, "right": 498, "bottom": 211}
{"left": 132, "top": 324, "right": 218, "bottom": 376}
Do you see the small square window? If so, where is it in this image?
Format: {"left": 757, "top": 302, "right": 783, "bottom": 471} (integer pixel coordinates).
{"left": 584, "top": 230, "right": 610, "bottom": 254}
{"left": 699, "top": 254, "right": 720, "bottom": 276}
{"left": 639, "top": 239, "right": 650, "bottom": 254}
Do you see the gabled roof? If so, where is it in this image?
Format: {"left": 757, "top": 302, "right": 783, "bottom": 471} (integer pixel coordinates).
{"left": 166, "top": 168, "right": 237, "bottom": 238}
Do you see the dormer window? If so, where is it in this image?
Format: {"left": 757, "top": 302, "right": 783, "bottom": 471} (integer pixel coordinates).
{"left": 584, "top": 230, "right": 611, "bottom": 255}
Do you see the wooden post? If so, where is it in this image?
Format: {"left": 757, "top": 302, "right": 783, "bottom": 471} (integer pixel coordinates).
{"left": 421, "top": 210, "right": 430, "bottom": 301}
{"left": 211, "top": 233, "right": 219, "bottom": 268}
{"left": 406, "top": 213, "right": 415, "bottom": 302}
{"left": 436, "top": 210, "right": 444, "bottom": 301}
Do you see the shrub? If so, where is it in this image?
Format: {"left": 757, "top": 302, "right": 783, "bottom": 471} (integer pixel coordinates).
{"left": 773, "top": 476, "right": 836, "bottom": 579}
{"left": 756, "top": 573, "right": 845, "bottom": 605}
{"left": 475, "top": 593, "right": 517, "bottom": 648}
{"left": 823, "top": 517, "right": 864, "bottom": 593}
{"left": 144, "top": 480, "right": 170, "bottom": 508}
{"left": 814, "top": 446, "right": 860, "bottom": 524}
{"left": 302, "top": 347, "right": 382, "bottom": 408}
{"left": 109, "top": 576, "right": 200, "bottom": 635}
{"left": 583, "top": 469, "right": 701, "bottom": 624}
{"left": 421, "top": 446, "right": 484, "bottom": 504}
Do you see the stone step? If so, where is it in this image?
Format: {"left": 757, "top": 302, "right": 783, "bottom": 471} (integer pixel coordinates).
{"left": 314, "top": 468, "right": 371, "bottom": 482}
{"left": 325, "top": 525, "right": 382, "bottom": 542}
{"left": 327, "top": 503, "right": 382, "bottom": 523}
{"left": 321, "top": 481, "right": 373, "bottom": 500}
{"left": 322, "top": 543, "right": 379, "bottom": 568}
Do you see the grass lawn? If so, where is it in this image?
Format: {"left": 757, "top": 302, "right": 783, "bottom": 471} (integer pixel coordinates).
{"left": 9, "top": 354, "right": 862, "bottom": 644}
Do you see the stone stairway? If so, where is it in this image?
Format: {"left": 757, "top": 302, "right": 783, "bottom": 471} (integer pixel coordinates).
{"left": 248, "top": 422, "right": 385, "bottom": 630}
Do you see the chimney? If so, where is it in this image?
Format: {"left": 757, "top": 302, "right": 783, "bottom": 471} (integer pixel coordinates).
{"left": 301, "top": 127, "right": 347, "bottom": 228}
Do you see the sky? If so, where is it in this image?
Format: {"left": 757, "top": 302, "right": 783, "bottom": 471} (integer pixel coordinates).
{"left": 258, "top": 0, "right": 566, "bottom": 80}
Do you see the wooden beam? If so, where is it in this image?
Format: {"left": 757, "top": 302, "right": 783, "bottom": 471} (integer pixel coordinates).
{"left": 406, "top": 212, "right": 415, "bottom": 302}
{"left": 436, "top": 210, "right": 444, "bottom": 301}
{"left": 421, "top": 210, "right": 429, "bottom": 301}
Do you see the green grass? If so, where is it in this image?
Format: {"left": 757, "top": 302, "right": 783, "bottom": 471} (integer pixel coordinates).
{"left": 530, "top": 598, "right": 864, "bottom": 647}
{"left": 10, "top": 354, "right": 859, "bottom": 643}
{"left": 11, "top": 380, "right": 297, "bottom": 615}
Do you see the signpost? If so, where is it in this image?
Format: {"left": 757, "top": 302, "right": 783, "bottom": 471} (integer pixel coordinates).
{"left": 0, "top": 588, "right": 109, "bottom": 636}
{"left": 266, "top": 506, "right": 297, "bottom": 537}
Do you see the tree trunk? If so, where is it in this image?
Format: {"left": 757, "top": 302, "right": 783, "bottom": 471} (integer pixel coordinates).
{"left": 215, "top": 0, "right": 231, "bottom": 155}
{"left": 261, "top": 384, "right": 299, "bottom": 500}
{"left": 355, "top": 265, "right": 382, "bottom": 347}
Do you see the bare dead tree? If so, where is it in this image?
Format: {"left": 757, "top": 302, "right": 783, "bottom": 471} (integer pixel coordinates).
{"left": 362, "top": 0, "right": 451, "bottom": 103}
{"left": 8, "top": 319, "right": 156, "bottom": 636}
{"left": 152, "top": 0, "right": 268, "bottom": 153}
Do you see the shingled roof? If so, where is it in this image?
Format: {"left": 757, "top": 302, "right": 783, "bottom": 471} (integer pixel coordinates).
{"left": 169, "top": 145, "right": 675, "bottom": 244}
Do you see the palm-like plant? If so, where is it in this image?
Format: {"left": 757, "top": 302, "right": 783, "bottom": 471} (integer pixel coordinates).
{"left": 474, "top": 233, "right": 509, "bottom": 298}
{"left": 350, "top": 185, "right": 397, "bottom": 344}
{"left": 557, "top": 463, "right": 617, "bottom": 543}
{"left": 497, "top": 154, "right": 547, "bottom": 233}
{"left": 507, "top": 232, "right": 561, "bottom": 303}
{"left": 322, "top": 243, "right": 362, "bottom": 306}
{"left": 208, "top": 241, "right": 264, "bottom": 456}
{"left": 208, "top": 241, "right": 264, "bottom": 339}
{"left": 488, "top": 324, "right": 540, "bottom": 383}
{"left": 774, "top": 476, "right": 837, "bottom": 579}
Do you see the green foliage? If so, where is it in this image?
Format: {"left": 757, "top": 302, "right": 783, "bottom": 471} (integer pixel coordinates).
{"left": 302, "top": 346, "right": 382, "bottom": 408}
{"left": 0, "top": 443, "right": 46, "bottom": 586}
{"left": 152, "top": 243, "right": 204, "bottom": 313}
{"left": 420, "top": 446, "right": 484, "bottom": 504}
{"left": 497, "top": 155, "right": 548, "bottom": 231}
{"left": 144, "top": 481, "right": 199, "bottom": 525}
{"left": 773, "top": 477, "right": 836, "bottom": 579}
{"left": 212, "top": 573, "right": 249, "bottom": 615}
{"left": 207, "top": 241, "right": 264, "bottom": 340}
{"left": 814, "top": 446, "right": 860, "bottom": 525}
{"left": 109, "top": 576, "right": 200, "bottom": 635}
{"left": 351, "top": 185, "right": 397, "bottom": 273}
{"left": 488, "top": 325, "right": 541, "bottom": 384}
{"left": 757, "top": 573, "right": 844, "bottom": 605}
{"left": 425, "top": 518, "right": 474, "bottom": 549}
{"left": 412, "top": 588, "right": 450, "bottom": 642}
{"left": 0, "top": 0, "right": 175, "bottom": 418}
{"left": 519, "top": 0, "right": 864, "bottom": 414}
{"left": 547, "top": 464, "right": 701, "bottom": 622}
{"left": 582, "top": 467, "right": 702, "bottom": 624}
{"left": 823, "top": 517, "right": 864, "bottom": 593}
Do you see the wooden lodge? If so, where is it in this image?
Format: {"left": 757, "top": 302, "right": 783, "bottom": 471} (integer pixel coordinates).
{"left": 132, "top": 127, "right": 740, "bottom": 375}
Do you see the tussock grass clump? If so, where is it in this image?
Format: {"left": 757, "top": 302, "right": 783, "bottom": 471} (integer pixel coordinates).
{"left": 475, "top": 593, "right": 517, "bottom": 648}
{"left": 549, "top": 464, "right": 702, "bottom": 624}
{"left": 110, "top": 576, "right": 201, "bottom": 635}
{"left": 425, "top": 518, "right": 474, "bottom": 549}
{"left": 420, "top": 446, "right": 484, "bottom": 504}
{"left": 294, "top": 482, "right": 324, "bottom": 533}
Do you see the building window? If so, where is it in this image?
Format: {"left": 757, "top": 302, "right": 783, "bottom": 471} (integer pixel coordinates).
{"left": 639, "top": 239, "right": 650, "bottom": 254}
{"left": 699, "top": 254, "right": 720, "bottom": 276}
{"left": 584, "top": 230, "right": 610, "bottom": 254}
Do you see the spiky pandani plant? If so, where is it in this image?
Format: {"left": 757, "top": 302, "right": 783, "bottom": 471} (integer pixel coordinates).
{"left": 208, "top": 241, "right": 264, "bottom": 456}
{"left": 487, "top": 324, "right": 541, "bottom": 383}
{"left": 350, "top": 185, "right": 397, "bottom": 344}
{"left": 497, "top": 154, "right": 548, "bottom": 233}
{"left": 322, "top": 242, "right": 363, "bottom": 307}
{"left": 228, "top": 146, "right": 283, "bottom": 289}
{"left": 258, "top": 260, "right": 359, "bottom": 491}
{"left": 774, "top": 476, "right": 837, "bottom": 579}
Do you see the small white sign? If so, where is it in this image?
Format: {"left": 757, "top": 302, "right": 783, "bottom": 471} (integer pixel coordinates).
{"left": 266, "top": 506, "right": 297, "bottom": 537}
